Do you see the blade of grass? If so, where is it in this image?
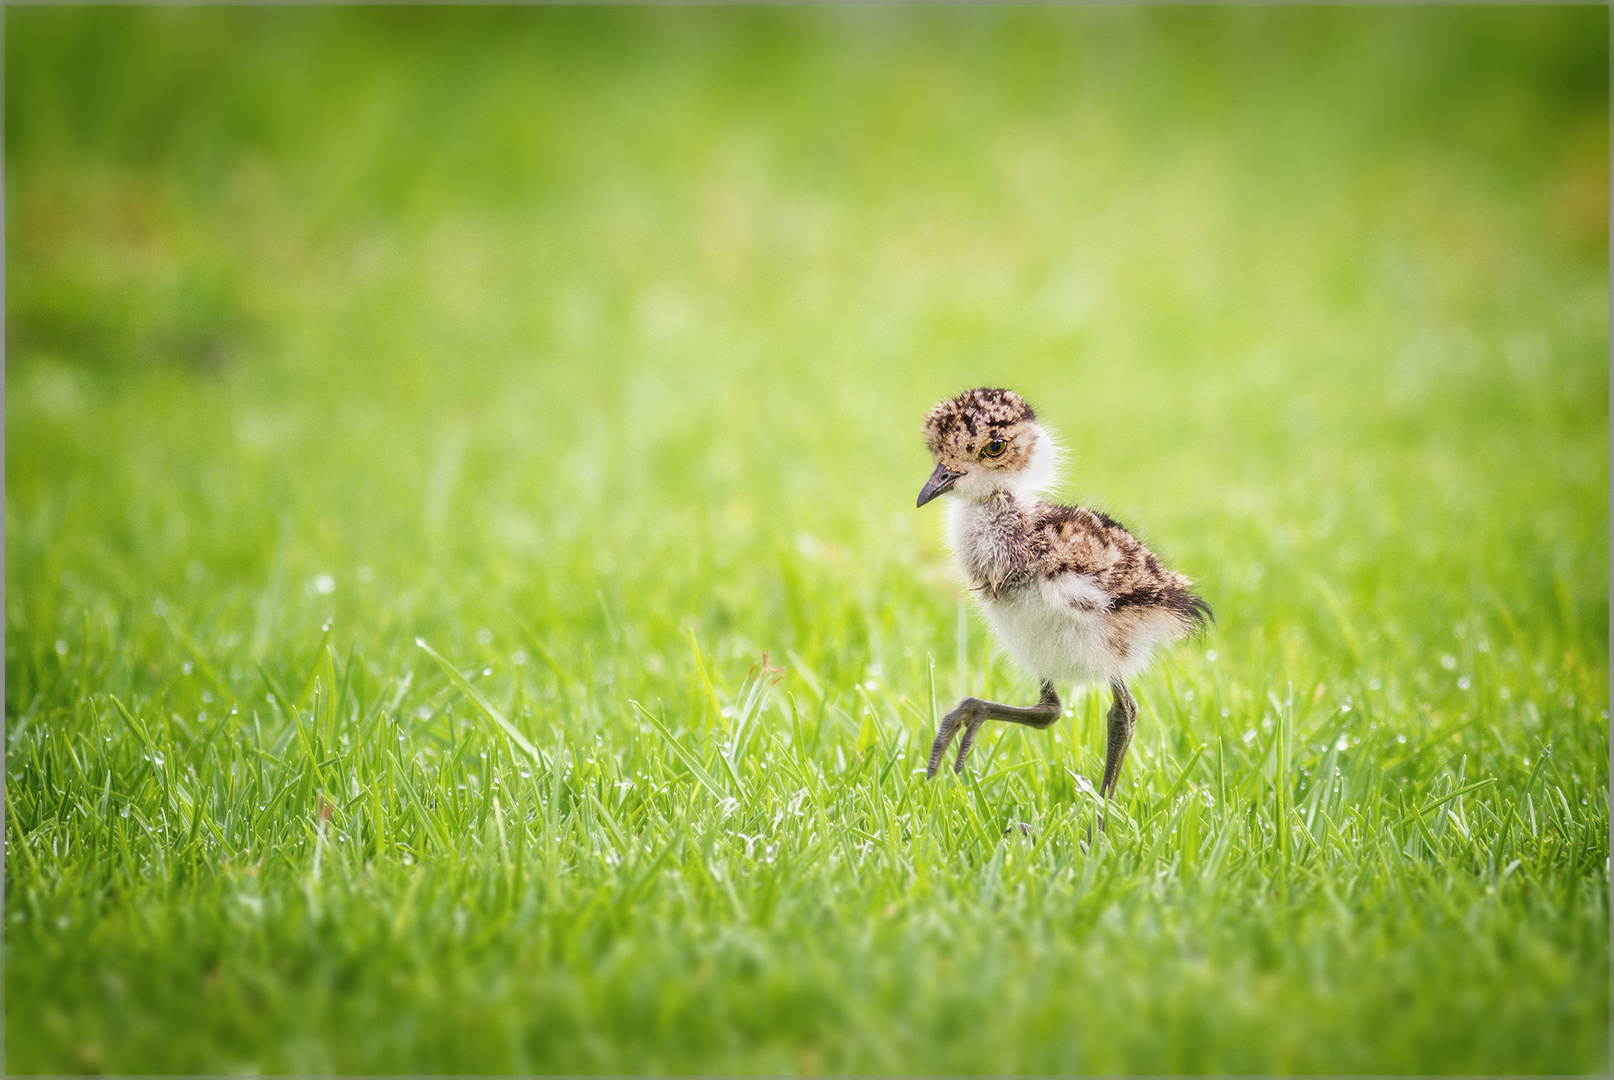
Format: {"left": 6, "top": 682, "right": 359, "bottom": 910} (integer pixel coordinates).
{"left": 416, "top": 638, "right": 541, "bottom": 766}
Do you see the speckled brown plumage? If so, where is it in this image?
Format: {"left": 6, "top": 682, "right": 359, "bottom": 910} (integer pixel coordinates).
{"left": 916, "top": 386, "right": 1212, "bottom": 817}
{"left": 1031, "top": 504, "right": 1211, "bottom": 628}
{"left": 923, "top": 387, "right": 1042, "bottom": 477}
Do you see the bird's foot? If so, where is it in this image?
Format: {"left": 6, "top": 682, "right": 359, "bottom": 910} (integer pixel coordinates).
{"left": 926, "top": 699, "right": 979, "bottom": 778}
{"left": 926, "top": 688, "right": 1063, "bottom": 779}
{"left": 953, "top": 716, "right": 987, "bottom": 774}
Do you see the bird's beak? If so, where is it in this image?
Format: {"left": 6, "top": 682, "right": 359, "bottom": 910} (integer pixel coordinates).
{"left": 917, "top": 463, "right": 963, "bottom": 507}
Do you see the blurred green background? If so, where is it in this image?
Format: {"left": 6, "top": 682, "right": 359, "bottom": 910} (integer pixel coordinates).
{"left": 6, "top": 6, "right": 1608, "bottom": 1074}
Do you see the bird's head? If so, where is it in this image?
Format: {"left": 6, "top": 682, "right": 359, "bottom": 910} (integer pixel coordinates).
{"left": 917, "top": 387, "right": 1058, "bottom": 507}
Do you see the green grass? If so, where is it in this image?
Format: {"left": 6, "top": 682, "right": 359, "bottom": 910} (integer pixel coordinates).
{"left": 5, "top": 6, "right": 1609, "bottom": 1073}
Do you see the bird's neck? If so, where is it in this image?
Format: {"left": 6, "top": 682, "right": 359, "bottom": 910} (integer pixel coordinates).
{"left": 946, "top": 491, "right": 1037, "bottom": 595}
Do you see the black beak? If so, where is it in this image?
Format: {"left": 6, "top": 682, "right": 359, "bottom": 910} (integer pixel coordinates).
{"left": 917, "top": 463, "right": 963, "bottom": 507}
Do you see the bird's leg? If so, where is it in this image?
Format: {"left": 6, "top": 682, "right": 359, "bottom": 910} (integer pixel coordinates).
{"left": 1100, "top": 679, "right": 1138, "bottom": 797}
{"left": 1092, "top": 679, "right": 1138, "bottom": 833}
{"left": 927, "top": 681, "right": 1061, "bottom": 778}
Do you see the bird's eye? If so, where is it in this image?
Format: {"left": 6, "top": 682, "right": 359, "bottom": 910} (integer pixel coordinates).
{"left": 982, "top": 439, "right": 1008, "bottom": 459}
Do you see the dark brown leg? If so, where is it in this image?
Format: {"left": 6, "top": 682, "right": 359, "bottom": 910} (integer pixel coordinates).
{"left": 927, "top": 680, "right": 1061, "bottom": 778}
{"left": 1090, "top": 679, "right": 1138, "bottom": 834}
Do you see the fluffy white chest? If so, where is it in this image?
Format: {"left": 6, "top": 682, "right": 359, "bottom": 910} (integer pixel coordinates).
{"left": 978, "top": 585, "right": 1114, "bottom": 687}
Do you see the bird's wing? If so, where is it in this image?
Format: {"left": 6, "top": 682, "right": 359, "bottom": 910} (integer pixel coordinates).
{"left": 1031, "top": 504, "right": 1139, "bottom": 581}
{"left": 1030, "top": 501, "right": 1212, "bottom": 633}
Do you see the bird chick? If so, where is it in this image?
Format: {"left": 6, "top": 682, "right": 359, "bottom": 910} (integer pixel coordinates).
{"left": 917, "top": 387, "right": 1211, "bottom": 808}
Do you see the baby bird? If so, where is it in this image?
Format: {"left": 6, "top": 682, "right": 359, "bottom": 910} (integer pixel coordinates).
{"left": 917, "top": 387, "right": 1211, "bottom": 805}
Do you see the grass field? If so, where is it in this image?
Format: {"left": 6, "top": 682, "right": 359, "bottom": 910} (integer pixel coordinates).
{"left": 5, "top": 7, "right": 1609, "bottom": 1073}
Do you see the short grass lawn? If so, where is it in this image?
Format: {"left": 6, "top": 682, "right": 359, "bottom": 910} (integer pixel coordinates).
{"left": 6, "top": 7, "right": 1609, "bottom": 1073}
